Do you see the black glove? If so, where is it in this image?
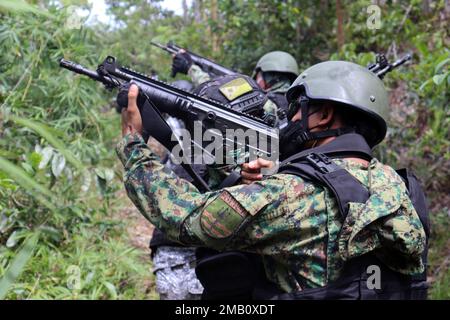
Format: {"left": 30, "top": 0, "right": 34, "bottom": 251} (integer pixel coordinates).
{"left": 171, "top": 52, "right": 193, "bottom": 77}
{"left": 115, "top": 82, "right": 145, "bottom": 114}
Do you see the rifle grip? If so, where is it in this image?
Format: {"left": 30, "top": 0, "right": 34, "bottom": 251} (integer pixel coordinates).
{"left": 116, "top": 87, "right": 129, "bottom": 113}
{"left": 115, "top": 83, "right": 146, "bottom": 113}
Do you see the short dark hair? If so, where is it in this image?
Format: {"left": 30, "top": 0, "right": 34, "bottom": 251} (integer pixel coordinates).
{"left": 333, "top": 103, "right": 378, "bottom": 146}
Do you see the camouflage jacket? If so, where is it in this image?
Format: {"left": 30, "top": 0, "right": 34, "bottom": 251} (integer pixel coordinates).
{"left": 188, "top": 64, "right": 212, "bottom": 88}
{"left": 267, "top": 79, "right": 291, "bottom": 94}
{"left": 117, "top": 133, "right": 426, "bottom": 293}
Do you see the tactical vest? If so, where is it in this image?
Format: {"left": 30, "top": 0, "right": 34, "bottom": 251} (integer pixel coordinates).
{"left": 193, "top": 74, "right": 268, "bottom": 118}
{"left": 196, "top": 134, "right": 429, "bottom": 300}
{"left": 267, "top": 91, "right": 289, "bottom": 111}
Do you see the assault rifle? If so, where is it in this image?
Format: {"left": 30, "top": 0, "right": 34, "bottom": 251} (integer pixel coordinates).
{"left": 59, "top": 56, "right": 278, "bottom": 192}
{"left": 368, "top": 53, "right": 412, "bottom": 79}
{"left": 150, "top": 41, "right": 237, "bottom": 77}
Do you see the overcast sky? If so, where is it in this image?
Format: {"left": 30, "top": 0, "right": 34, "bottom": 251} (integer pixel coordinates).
{"left": 85, "top": 0, "right": 190, "bottom": 24}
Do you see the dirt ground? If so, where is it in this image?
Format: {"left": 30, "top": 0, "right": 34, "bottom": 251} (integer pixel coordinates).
{"left": 115, "top": 191, "right": 154, "bottom": 256}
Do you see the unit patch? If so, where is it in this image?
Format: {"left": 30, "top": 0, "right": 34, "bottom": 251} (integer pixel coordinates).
{"left": 219, "top": 77, "right": 253, "bottom": 101}
{"left": 200, "top": 191, "right": 249, "bottom": 239}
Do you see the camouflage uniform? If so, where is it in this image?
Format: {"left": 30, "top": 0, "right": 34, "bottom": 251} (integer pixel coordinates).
{"left": 116, "top": 132, "right": 426, "bottom": 292}
{"left": 188, "top": 64, "right": 212, "bottom": 88}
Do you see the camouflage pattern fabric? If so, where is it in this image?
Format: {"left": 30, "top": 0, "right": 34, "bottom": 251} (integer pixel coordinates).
{"left": 188, "top": 64, "right": 211, "bottom": 87}
{"left": 117, "top": 133, "right": 426, "bottom": 293}
{"left": 152, "top": 246, "right": 203, "bottom": 300}
{"left": 267, "top": 79, "right": 291, "bottom": 94}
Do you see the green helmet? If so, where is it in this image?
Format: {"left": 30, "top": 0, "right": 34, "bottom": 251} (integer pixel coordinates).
{"left": 252, "top": 51, "right": 299, "bottom": 80}
{"left": 286, "top": 60, "right": 389, "bottom": 146}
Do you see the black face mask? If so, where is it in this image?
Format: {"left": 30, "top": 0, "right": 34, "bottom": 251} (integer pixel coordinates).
{"left": 279, "top": 98, "right": 321, "bottom": 160}
{"left": 279, "top": 117, "right": 322, "bottom": 160}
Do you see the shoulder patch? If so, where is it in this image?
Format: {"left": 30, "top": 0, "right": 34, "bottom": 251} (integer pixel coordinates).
{"left": 219, "top": 77, "right": 253, "bottom": 101}
{"left": 200, "top": 191, "right": 249, "bottom": 239}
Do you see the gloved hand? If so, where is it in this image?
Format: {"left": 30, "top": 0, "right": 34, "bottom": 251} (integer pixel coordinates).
{"left": 171, "top": 51, "right": 193, "bottom": 76}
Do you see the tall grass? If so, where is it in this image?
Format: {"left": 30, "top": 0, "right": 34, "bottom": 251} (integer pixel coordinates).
{"left": 0, "top": 2, "right": 149, "bottom": 299}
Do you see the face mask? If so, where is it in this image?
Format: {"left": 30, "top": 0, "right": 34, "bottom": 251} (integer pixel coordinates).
{"left": 279, "top": 107, "right": 321, "bottom": 160}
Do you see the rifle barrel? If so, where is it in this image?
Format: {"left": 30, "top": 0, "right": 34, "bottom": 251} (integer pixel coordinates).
{"left": 392, "top": 53, "right": 412, "bottom": 68}
{"left": 376, "top": 53, "right": 412, "bottom": 78}
{"left": 150, "top": 41, "right": 177, "bottom": 54}
{"left": 59, "top": 59, "right": 102, "bottom": 81}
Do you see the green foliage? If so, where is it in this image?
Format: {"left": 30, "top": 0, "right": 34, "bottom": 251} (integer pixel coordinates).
{"left": 0, "top": 0, "right": 51, "bottom": 16}
{"left": 0, "top": 0, "right": 448, "bottom": 299}
{"left": 0, "top": 231, "right": 40, "bottom": 299}
{"left": 0, "top": 2, "right": 130, "bottom": 299}
{"left": 0, "top": 212, "right": 155, "bottom": 299}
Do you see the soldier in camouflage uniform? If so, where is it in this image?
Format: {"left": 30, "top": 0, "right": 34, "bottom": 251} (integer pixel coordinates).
{"left": 148, "top": 76, "right": 272, "bottom": 299}
{"left": 118, "top": 61, "right": 426, "bottom": 297}
{"left": 251, "top": 51, "right": 299, "bottom": 110}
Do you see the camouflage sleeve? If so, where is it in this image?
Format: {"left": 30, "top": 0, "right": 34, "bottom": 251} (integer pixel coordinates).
{"left": 188, "top": 64, "right": 211, "bottom": 87}
{"left": 116, "top": 132, "right": 308, "bottom": 253}
{"left": 262, "top": 99, "right": 282, "bottom": 126}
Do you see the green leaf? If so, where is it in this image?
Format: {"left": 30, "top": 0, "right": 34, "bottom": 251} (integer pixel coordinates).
{"left": 419, "top": 79, "right": 432, "bottom": 91}
{"left": 20, "top": 162, "right": 34, "bottom": 175}
{"left": 102, "top": 281, "right": 117, "bottom": 299}
{"left": 0, "top": 231, "right": 40, "bottom": 299}
{"left": 6, "top": 231, "right": 19, "bottom": 248}
{"left": 95, "top": 168, "right": 114, "bottom": 182}
{"left": 435, "top": 58, "right": 450, "bottom": 73}
{"left": 8, "top": 116, "right": 84, "bottom": 171}
{"left": 29, "top": 152, "right": 42, "bottom": 170}
{"left": 0, "top": 0, "right": 52, "bottom": 17}
{"left": 0, "top": 175, "right": 17, "bottom": 191}
{"left": 433, "top": 74, "right": 447, "bottom": 85}
{"left": 0, "top": 156, "right": 56, "bottom": 210}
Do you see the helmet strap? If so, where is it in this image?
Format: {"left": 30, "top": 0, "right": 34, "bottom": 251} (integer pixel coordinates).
{"left": 293, "top": 96, "right": 355, "bottom": 146}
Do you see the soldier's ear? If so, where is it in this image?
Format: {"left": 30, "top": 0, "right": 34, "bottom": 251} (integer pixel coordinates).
{"left": 318, "top": 104, "right": 334, "bottom": 126}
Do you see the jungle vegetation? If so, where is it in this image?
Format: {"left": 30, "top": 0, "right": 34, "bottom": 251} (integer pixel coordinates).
{"left": 0, "top": 0, "right": 448, "bottom": 299}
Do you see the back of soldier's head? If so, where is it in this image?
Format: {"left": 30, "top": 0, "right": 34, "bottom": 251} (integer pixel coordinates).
{"left": 252, "top": 51, "right": 299, "bottom": 83}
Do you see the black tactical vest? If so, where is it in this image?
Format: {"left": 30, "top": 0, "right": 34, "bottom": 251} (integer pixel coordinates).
{"left": 267, "top": 91, "right": 289, "bottom": 111}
